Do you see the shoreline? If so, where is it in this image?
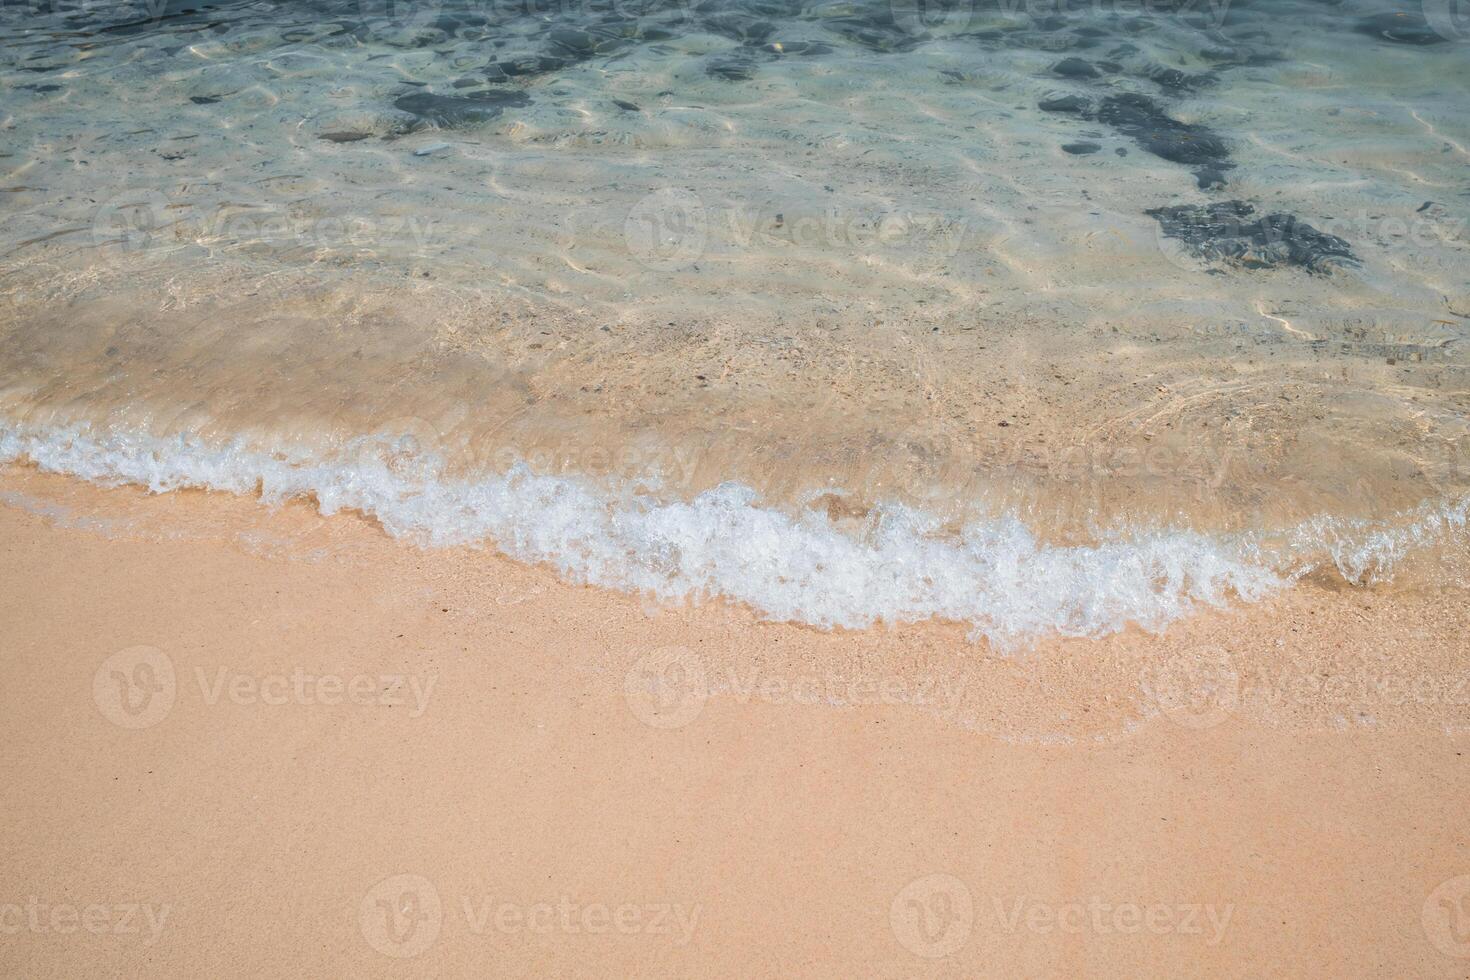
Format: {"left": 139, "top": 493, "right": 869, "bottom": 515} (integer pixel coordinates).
{"left": 1, "top": 464, "right": 1468, "bottom": 974}
{"left": 2, "top": 463, "right": 1468, "bottom": 738}
{"left": 5, "top": 0, "right": 1469, "bottom": 972}
{"left": 5, "top": 424, "right": 1469, "bottom": 649}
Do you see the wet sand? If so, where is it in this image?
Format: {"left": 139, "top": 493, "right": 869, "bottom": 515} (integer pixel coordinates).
{"left": 2, "top": 466, "right": 1467, "bottom": 976}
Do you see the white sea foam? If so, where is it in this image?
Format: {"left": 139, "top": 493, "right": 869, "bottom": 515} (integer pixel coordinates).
{"left": 2, "top": 419, "right": 1464, "bottom": 647}
{"left": 1283, "top": 496, "right": 1470, "bottom": 586}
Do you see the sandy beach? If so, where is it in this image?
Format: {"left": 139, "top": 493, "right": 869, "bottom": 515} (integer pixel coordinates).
{"left": 1, "top": 465, "right": 1467, "bottom": 976}
{"left": 4, "top": 0, "right": 1469, "bottom": 974}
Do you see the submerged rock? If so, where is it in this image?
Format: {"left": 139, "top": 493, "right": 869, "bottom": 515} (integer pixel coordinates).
{"left": 1097, "top": 93, "right": 1233, "bottom": 186}
{"left": 1097, "top": 94, "right": 1229, "bottom": 166}
{"left": 1039, "top": 94, "right": 1092, "bottom": 114}
{"left": 1041, "top": 90, "right": 1233, "bottom": 185}
{"left": 548, "top": 27, "right": 596, "bottom": 54}
{"left": 1194, "top": 167, "right": 1228, "bottom": 190}
{"left": 392, "top": 90, "right": 531, "bottom": 129}
{"left": 1144, "top": 64, "right": 1213, "bottom": 93}
{"left": 496, "top": 54, "right": 575, "bottom": 78}
{"left": 1354, "top": 12, "right": 1448, "bottom": 44}
{"left": 705, "top": 13, "right": 776, "bottom": 43}
{"left": 1146, "top": 201, "right": 1358, "bottom": 274}
{"left": 1052, "top": 57, "right": 1099, "bottom": 78}
{"left": 820, "top": 12, "right": 923, "bottom": 53}
{"left": 706, "top": 53, "right": 759, "bottom": 81}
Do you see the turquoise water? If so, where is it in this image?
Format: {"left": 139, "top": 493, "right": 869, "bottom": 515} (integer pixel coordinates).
{"left": 2, "top": 0, "right": 1468, "bottom": 641}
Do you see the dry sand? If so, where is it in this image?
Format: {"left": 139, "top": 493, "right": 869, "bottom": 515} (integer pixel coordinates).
{"left": 1, "top": 464, "right": 1468, "bottom": 976}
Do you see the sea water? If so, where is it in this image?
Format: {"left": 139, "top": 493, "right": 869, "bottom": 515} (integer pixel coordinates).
{"left": 2, "top": 0, "right": 1468, "bottom": 643}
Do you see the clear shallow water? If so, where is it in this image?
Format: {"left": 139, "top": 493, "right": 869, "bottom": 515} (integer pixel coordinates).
{"left": 1, "top": 0, "right": 1469, "bottom": 642}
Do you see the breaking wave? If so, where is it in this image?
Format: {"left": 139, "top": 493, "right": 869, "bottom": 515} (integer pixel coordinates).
{"left": 3, "top": 419, "right": 1465, "bottom": 648}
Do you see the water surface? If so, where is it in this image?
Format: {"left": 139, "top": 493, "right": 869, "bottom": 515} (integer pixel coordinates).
{"left": 2, "top": 0, "right": 1468, "bottom": 642}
